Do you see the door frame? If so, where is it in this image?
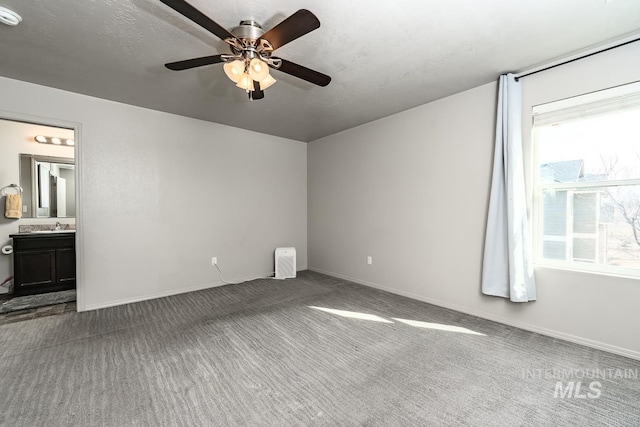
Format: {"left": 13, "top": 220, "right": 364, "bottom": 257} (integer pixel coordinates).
{"left": 0, "top": 110, "right": 85, "bottom": 311}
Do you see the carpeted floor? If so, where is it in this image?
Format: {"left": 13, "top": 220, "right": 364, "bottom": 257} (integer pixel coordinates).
{"left": 0, "top": 270, "right": 638, "bottom": 426}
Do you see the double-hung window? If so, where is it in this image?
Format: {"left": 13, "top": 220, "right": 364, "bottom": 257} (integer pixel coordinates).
{"left": 532, "top": 81, "right": 640, "bottom": 278}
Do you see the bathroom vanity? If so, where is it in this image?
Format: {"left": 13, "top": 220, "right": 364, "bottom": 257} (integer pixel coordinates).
{"left": 9, "top": 232, "right": 76, "bottom": 296}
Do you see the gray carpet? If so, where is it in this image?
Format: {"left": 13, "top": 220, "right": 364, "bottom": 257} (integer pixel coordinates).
{"left": 0, "top": 271, "right": 638, "bottom": 426}
{"left": 0, "top": 290, "right": 76, "bottom": 313}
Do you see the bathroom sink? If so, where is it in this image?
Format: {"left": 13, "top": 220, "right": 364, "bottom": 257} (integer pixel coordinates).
{"left": 31, "top": 230, "right": 76, "bottom": 234}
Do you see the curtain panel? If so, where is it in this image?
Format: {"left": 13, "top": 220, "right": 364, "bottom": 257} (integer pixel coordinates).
{"left": 482, "top": 73, "right": 536, "bottom": 302}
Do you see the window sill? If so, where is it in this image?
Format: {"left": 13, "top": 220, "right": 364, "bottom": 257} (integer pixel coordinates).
{"left": 534, "top": 262, "right": 640, "bottom": 281}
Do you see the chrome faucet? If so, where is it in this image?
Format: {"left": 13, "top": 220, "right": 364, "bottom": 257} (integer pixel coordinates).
{"left": 54, "top": 222, "right": 62, "bottom": 231}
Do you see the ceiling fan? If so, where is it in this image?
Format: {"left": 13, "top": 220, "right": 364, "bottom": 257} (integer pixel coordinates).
{"left": 159, "top": 0, "right": 331, "bottom": 100}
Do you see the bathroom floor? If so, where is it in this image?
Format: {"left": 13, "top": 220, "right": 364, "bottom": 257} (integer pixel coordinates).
{"left": 0, "top": 293, "right": 76, "bottom": 325}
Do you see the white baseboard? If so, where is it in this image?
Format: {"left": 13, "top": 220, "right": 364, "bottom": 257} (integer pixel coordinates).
{"left": 308, "top": 267, "right": 640, "bottom": 361}
{"left": 82, "top": 270, "right": 276, "bottom": 312}
{"left": 83, "top": 281, "right": 225, "bottom": 311}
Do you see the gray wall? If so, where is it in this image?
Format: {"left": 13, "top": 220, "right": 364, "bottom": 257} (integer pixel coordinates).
{"left": 308, "top": 42, "right": 640, "bottom": 359}
{"left": 0, "top": 76, "right": 307, "bottom": 310}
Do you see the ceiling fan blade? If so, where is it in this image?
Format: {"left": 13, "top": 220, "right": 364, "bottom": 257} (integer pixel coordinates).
{"left": 165, "top": 54, "right": 225, "bottom": 71}
{"left": 273, "top": 58, "right": 331, "bottom": 87}
{"left": 159, "top": 0, "right": 236, "bottom": 42}
{"left": 260, "top": 9, "right": 320, "bottom": 51}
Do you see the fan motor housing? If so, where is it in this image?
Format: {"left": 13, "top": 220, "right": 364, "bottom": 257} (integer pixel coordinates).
{"left": 232, "top": 20, "right": 265, "bottom": 41}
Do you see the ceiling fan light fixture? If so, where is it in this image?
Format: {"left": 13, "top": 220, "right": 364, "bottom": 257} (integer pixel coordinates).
{"left": 249, "top": 58, "right": 269, "bottom": 82}
{"left": 235, "top": 73, "right": 253, "bottom": 91}
{"left": 160, "top": 3, "right": 330, "bottom": 100}
{"left": 223, "top": 60, "right": 245, "bottom": 83}
{"left": 259, "top": 74, "right": 277, "bottom": 91}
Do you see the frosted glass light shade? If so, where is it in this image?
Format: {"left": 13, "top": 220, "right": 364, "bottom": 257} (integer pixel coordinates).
{"left": 259, "top": 74, "right": 277, "bottom": 90}
{"left": 223, "top": 60, "right": 245, "bottom": 83}
{"left": 34, "top": 135, "right": 74, "bottom": 146}
{"left": 249, "top": 58, "right": 270, "bottom": 82}
{"left": 0, "top": 6, "right": 22, "bottom": 26}
{"left": 236, "top": 73, "right": 253, "bottom": 91}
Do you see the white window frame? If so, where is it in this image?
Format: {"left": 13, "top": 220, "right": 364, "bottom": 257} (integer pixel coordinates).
{"left": 534, "top": 178, "right": 640, "bottom": 278}
{"left": 540, "top": 189, "right": 601, "bottom": 263}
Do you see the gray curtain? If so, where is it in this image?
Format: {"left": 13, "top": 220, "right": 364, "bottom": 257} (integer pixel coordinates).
{"left": 482, "top": 73, "right": 536, "bottom": 302}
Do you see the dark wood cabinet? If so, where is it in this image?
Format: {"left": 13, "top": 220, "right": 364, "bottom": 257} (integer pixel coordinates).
{"left": 9, "top": 233, "right": 76, "bottom": 296}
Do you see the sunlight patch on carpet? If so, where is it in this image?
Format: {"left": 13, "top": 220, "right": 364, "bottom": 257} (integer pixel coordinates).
{"left": 392, "top": 317, "right": 486, "bottom": 336}
{"left": 309, "top": 306, "right": 393, "bottom": 323}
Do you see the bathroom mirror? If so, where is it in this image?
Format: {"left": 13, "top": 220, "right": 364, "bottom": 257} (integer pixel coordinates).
{"left": 19, "top": 154, "right": 75, "bottom": 218}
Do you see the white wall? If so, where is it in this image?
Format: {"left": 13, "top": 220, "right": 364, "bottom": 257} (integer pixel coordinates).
{"left": 308, "top": 42, "right": 640, "bottom": 359}
{"left": 0, "top": 120, "right": 75, "bottom": 283}
{"left": 0, "top": 76, "right": 307, "bottom": 310}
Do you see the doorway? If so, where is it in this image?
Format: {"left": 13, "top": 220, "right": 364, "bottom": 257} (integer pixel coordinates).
{"left": 0, "top": 113, "right": 83, "bottom": 315}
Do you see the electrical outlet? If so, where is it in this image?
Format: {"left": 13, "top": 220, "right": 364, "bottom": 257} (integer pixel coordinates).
{"left": 367, "top": 256, "right": 372, "bottom": 265}
{"left": 211, "top": 257, "right": 217, "bottom": 266}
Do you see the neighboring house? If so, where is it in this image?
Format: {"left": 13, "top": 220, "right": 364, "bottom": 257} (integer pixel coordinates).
{"left": 540, "top": 159, "right": 585, "bottom": 183}
{"left": 540, "top": 160, "right": 608, "bottom": 263}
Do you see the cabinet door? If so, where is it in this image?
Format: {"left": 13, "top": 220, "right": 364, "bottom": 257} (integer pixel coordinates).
{"left": 14, "top": 250, "right": 56, "bottom": 293}
{"left": 56, "top": 248, "right": 76, "bottom": 285}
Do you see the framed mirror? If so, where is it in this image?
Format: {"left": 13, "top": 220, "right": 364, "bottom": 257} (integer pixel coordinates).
{"left": 19, "top": 154, "right": 75, "bottom": 218}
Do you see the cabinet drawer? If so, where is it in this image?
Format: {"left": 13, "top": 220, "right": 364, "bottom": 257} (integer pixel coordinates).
{"left": 12, "top": 236, "right": 75, "bottom": 251}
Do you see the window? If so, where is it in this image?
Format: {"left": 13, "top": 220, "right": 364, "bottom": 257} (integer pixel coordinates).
{"left": 533, "top": 81, "right": 640, "bottom": 278}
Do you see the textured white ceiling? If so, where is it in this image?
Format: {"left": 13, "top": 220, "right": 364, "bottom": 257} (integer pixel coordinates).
{"left": 0, "top": 0, "right": 639, "bottom": 141}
